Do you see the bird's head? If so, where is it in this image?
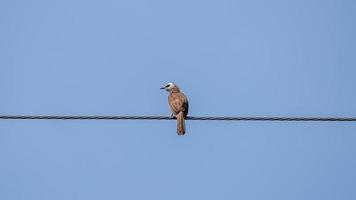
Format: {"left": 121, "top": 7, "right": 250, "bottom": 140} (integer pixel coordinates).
{"left": 160, "top": 82, "right": 177, "bottom": 92}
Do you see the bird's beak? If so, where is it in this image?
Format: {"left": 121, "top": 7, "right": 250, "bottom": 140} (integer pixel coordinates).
{"left": 160, "top": 87, "right": 165, "bottom": 89}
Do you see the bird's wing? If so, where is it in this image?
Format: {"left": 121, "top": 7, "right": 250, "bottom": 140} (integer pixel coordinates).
{"left": 169, "top": 93, "right": 188, "bottom": 115}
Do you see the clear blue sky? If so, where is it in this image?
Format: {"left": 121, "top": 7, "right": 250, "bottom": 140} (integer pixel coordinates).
{"left": 1, "top": 0, "right": 356, "bottom": 199}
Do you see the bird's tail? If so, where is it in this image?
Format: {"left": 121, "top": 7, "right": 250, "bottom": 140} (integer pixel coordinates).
{"left": 176, "top": 112, "right": 186, "bottom": 136}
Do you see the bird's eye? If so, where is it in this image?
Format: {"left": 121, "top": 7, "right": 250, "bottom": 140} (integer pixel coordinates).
{"left": 166, "top": 84, "right": 170, "bottom": 87}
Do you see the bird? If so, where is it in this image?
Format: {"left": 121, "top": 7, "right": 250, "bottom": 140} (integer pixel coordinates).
{"left": 161, "top": 82, "right": 189, "bottom": 135}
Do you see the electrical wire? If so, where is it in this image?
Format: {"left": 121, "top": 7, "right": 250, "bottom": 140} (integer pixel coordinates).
{"left": 0, "top": 115, "right": 355, "bottom": 121}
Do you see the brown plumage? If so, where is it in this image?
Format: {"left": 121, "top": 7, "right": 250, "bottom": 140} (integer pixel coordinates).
{"left": 161, "top": 83, "right": 189, "bottom": 135}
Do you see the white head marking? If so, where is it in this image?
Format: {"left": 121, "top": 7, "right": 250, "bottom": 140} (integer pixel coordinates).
{"left": 162, "top": 82, "right": 176, "bottom": 91}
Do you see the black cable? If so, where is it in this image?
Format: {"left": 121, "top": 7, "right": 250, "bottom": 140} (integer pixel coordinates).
{"left": 0, "top": 115, "right": 355, "bottom": 121}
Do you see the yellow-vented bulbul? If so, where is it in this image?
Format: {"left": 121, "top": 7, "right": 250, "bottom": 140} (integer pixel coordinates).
{"left": 161, "top": 83, "right": 189, "bottom": 135}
